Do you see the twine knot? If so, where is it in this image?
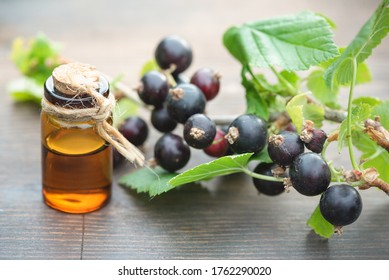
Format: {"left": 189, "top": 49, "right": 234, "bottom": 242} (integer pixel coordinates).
{"left": 42, "top": 62, "right": 145, "bottom": 166}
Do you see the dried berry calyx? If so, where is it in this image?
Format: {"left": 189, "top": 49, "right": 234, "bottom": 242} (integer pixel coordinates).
{"left": 183, "top": 114, "right": 216, "bottom": 149}
{"left": 300, "top": 120, "right": 327, "bottom": 153}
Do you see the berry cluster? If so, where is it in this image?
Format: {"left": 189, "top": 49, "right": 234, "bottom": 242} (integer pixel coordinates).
{"left": 115, "top": 35, "right": 364, "bottom": 232}
{"left": 116, "top": 35, "right": 227, "bottom": 172}
{"left": 253, "top": 123, "right": 362, "bottom": 230}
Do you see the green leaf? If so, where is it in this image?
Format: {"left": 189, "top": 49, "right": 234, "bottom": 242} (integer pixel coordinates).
{"left": 352, "top": 96, "right": 382, "bottom": 107}
{"left": 279, "top": 70, "right": 300, "bottom": 89}
{"left": 303, "top": 103, "right": 325, "bottom": 128}
{"left": 371, "top": 100, "right": 389, "bottom": 129}
{"left": 119, "top": 167, "right": 177, "bottom": 196}
{"left": 337, "top": 103, "right": 372, "bottom": 151}
{"left": 315, "top": 12, "right": 337, "bottom": 29}
{"left": 168, "top": 153, "right": 253, "bottom": 188}
{"left": 307, "top": 49, "right": 370, "bottom": 109}
{"left": 324, "top": 0, "right": 389, "bottom": 87}
{"left": 245, "top": 87, "right": 269, "bottom": 120}
{"left": 139, "top": 59, "right": 160, "bottom": 77}
{"left": 307, "top": 69, "right": 340, "bottom": 109}
{"left": 7, "top": 77, "right": 43, "bottom": 104}
{"left": 249, "top": 148, "right": 272, "bottom": 163}
{"left": 10, "top": 33, "right": 61, "bottom": 84}
{"left": 307, "top": 205, "right": 334, "bottom": 238}
{"left": 285, "top": 93, "right": 325, "bottom": 132}
{"left": 223, "top": 11, "right": 339, "bottom": 71}
{"left": 356, "top": 101, "right": 389, "bottom": 182}
{"left": 241, "top": 70, "right": 269, "bottom": 120}
{"left": 354, "top": 131, "right": 389, "bottom": 183}
{"left": 355, "top": 61, "right": 372, "bottom": 85}
{"left": 286, "top": 104, "right": 304, "bottom": 132}
{"left": 112, "top": 98, "right": 139, "bottom": 128}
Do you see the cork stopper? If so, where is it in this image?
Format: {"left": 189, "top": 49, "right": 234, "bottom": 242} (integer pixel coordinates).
{"left": 52, "top": 62, "right": 100, "bottom": 96}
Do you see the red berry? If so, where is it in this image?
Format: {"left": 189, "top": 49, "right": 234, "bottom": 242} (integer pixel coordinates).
{"left": 190, "top": 68, "right": 221, "bottom": 101}
{"left": 204, "top": 129, "right": 229, "bottom": 157}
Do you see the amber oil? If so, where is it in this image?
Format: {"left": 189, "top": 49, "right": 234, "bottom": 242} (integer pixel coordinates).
{"left": 41, "top": 76, "right": 112, "bottom": 213}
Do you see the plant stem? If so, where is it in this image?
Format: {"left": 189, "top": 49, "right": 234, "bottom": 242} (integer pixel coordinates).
{"left": 346, "top": 58, "right": 360, "bottom": 171}
{"left": 321, "top": 140, "right": 342, "bottom": 181}
{"left": 270, "top": 65, "right": 298, "bottom": 95}
{"left": 241, "top": 167, "right": 284, "bottom": 182}
{"left": 245, "top": 65, "right": 264, "bottom": 90}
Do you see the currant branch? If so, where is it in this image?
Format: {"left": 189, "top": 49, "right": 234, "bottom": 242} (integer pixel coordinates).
{"left": 364, "top": 117, "right": 389, "bottom": 152}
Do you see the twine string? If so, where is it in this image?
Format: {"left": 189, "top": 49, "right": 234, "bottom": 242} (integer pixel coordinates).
{"left": 42, "top": 63, "right": 145, "bottom": 166}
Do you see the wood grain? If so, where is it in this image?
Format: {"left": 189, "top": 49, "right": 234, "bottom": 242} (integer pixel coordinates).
{"left": 0, "top": 0, "right": 389, "bottom": 260}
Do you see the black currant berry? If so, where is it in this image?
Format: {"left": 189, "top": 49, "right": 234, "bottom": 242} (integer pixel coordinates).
{"left": 151, "top": 105, "right": 177, "bottom": 133}
{"left": 190, "top": 68, "right": 221, "bottom": 101}
{"left": 289, "top": 152, "right": 331, "bottom": 196}
{"left": 267, "top": 131, "right": 304, "bottom": 166}
{"left": 137, "top": 70, "right": 169, "bottom": 107}
{"left": 303, "top": 128, "right": 328, "bottom": 153}
{"left": 155, "top": 35, "right": 193, "bottom": 76}
{"left": 225, "top": 114, "right": 267, "bottom": 154}
{"left": 166, "top": 83, "right": 206, "bottom": 123}
{"left": 118, "top": 116, "right": 149, "bottom": 146}
{"left": 252, "top": 163, "right": 286, "bottom": 196}
{"left": 204, "top": 129, "right": 229, "bottom": 157}
{"left": 154, "top": 133, "right": 191, "bottom": 172}
{"left": 183, "top": 113, "right": 216, "bottom": 149}
{"left": 320, "top": 184, "right": 362, "bottom": 227}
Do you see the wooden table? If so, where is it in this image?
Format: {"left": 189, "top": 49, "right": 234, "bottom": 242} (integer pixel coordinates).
{"left": 1, "top": 0, "right": 388, "bottom": 260}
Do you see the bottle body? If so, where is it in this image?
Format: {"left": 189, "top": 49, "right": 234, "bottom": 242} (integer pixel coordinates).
{"left": 41, "top": 76, "right": 112, "bottom": 213}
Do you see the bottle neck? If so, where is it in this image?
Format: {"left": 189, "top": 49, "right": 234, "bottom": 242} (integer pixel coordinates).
{"left": 44, "top": 75, "right": 109, "bottom": 109}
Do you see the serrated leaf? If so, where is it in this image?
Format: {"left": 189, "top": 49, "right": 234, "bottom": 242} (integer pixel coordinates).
{"left": 285, "top": 93, "right": 325, "bottom": 132}
{"left": 119, "top": 167, "right": 177, "bottom": 196}
{"left": 355, "top": 101, "right": 389, "bottom": 183}
{"left": 7, "top": 77, "right": 43, "bottom": 104}
{"left": 337, "top": 103, "right": 372, "bottom": 152}
{"left": 354, "top": 131, "right": 389, "bottom": 183}
{"left": 308, "top": 49, "right": 370, "bottom": 109}
{"left": 352, "top": 96, "right": 382, "bottom": 107}
{"left": 307, "top": 205, "right": 334, "bottom": 238}
{"left": 315, "top": 12, "right": 337, "bottom": 29}
{"left": 10, "top": 33, "right": 61, "bottom": 85}
{"left": 223, "top": 11, "right": 339, "bottom": 71}
{"left": 324, "top": 0, "right": 389, "bottom": 88}
{"left": 168, "top": 153, "right": 253, "bottom": 187}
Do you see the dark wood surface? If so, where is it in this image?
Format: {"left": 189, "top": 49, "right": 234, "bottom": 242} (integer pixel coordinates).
{"left": 1, "top": 0, "right": 389, "bottom": 260}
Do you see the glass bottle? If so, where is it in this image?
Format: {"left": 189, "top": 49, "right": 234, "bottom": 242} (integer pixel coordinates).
{"left": 41, "top": 75, "right": 112, "bottom": 213}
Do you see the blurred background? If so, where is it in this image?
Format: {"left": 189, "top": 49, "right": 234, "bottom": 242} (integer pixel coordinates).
{"left": 1, "top": 0, "right": 388, "bottom": 115}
